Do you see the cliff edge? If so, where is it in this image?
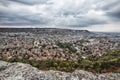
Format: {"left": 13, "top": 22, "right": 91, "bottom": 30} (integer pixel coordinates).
{"left": 0, "top": 61, "right": 120, "bottom": 80}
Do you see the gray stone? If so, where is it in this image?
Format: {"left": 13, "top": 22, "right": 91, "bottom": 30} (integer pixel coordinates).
{"left": 0, "top": 61, "right": 120, "bottom": 80}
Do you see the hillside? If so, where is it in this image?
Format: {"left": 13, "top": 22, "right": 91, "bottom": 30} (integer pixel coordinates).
{"left": 0, "top": 28, "right": 94, "bottom": 35}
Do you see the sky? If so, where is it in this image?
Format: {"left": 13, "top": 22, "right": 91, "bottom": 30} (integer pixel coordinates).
{"left": 0, "top": 0, "right": 120, "bottom": 32}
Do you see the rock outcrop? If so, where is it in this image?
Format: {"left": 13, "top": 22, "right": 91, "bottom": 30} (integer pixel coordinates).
{"left": 0, "top": 61, "right": 120, "bottom": 80}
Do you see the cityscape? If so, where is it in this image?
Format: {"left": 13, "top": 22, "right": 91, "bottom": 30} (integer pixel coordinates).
{"left": 0, "top": 0, "right": 120, "bottom": 80}
{"left": 0, "top": 28, "right": 120, "bottom": 80}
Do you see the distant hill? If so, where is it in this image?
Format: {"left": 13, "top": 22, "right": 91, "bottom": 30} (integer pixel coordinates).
{"left": 0, "top": 28, "right": 95, "bottom": 36}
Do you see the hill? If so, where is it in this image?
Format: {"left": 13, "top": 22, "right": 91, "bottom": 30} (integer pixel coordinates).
{"left": 0, "top": 28, "right": 95, "bottom": 36}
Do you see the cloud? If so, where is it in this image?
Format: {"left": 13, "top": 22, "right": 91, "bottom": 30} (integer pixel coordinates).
{"left": 0, "top": 0, "right": 120, "bottom": 32}
{"left": 105, "top": 5, "right": 120, "bottom": 21}
{"left": 81, "top": 22, "right": 120, "bottom": 32}
{"left": 0, "top": 8, "right": 50, "bottom": 26}
{"left": 10, "top": 0, "right": 49, "bottom": 5}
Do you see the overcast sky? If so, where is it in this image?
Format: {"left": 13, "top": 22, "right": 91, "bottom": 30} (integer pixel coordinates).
{"left": 0, "top": 0, "right": 120, "bottom": 32}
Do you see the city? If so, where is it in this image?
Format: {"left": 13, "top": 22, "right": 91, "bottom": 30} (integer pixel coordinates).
{"left": 0, "top": 28, "right": 120, "bottom": 73}
{"left": 0, "top": 0, "right": 120, "bottom": 79}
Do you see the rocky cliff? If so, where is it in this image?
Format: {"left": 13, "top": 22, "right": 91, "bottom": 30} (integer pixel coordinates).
{"left": 0, "top": 61, "right": 120, "bottom": 80}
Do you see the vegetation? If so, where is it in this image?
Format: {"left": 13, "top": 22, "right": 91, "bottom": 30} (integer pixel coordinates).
{"left": 1, "top": 50, "right": 120, "bottom": 73}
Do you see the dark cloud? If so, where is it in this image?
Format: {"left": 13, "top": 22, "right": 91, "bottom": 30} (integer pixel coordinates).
{"left": 99, "top": 0, "right": 120, "bottom": 21}
{"left": 101, "top": 1, "right": 120, "bottom": 11}
{"left": 0, "top": 0, "right": 11, "bottom": 7}
{"left": 10, "top": 0, "right": 49, "bottom": 5}
{"left": 56, "top": 17, "right": 106, "bottom": 27}
{"left": 107, "top": 11, "right": 120, "bottom": 20}
{"left": 0, "top": 0, "right": 119, "bottom": 31}
{"left": 0, "top": 11, "right": 50, "bottom": 26}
